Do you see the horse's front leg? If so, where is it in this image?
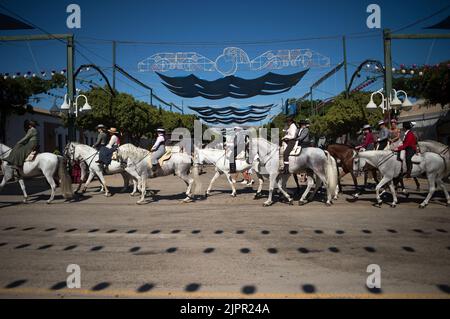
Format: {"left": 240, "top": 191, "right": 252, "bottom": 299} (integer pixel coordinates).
{"left": 275, "top": 176, "right": 293, "bottom": 205}
{"left": 264, "top": 173, "right": 280, "bottom": 207}
{"left": 206, "top": 171, "right": 221, "bottom": 197}
{"left": 254, "top": 173, "right": 264, "bottom": 199}
{"left": 125, "top": 167, "right": 141, "bottom": 196}
{"left": 224, "top": 172, "right": 237, "bottom": 197}
{"left": 374, "top": 176, "right": 391, "bottom": 207}
{"left": 388, "top": 182, "right": 398, "bottom": 208}
{"left": 96, "top": 172, "right": 110, "bottom": 197}
{"left": 81, "top": 171, "right": 95, "bottom": 193}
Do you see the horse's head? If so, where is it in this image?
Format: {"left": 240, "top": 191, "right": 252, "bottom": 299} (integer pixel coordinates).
{"left": 352, "top": 151, "right": 367, "bottom": 176}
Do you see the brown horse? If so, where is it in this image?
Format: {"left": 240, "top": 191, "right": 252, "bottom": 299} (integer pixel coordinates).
{"left": 327, "top": 144, "right": 379, "bottom": 197}
{"left": 327, "top": 143, "right": 419, "bottom": 198}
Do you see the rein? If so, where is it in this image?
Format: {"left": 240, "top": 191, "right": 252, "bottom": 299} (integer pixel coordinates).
{"left": 377, "top": 152, "right": 395, "bottom": 168}
{"left": 0, "top": 148, "right": 12, "bottom": 158}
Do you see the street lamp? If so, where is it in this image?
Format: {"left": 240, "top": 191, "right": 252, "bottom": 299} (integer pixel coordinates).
{"left": 366, "top": 88, "right": 413, "bottom": 113}
{"left": 59, "top": 93, "right": 92, "bottom": 117}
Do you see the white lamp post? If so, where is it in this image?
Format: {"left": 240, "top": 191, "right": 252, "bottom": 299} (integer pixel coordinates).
{"left": 366, "top": 88, "right": 413, "bottom": 113}
{"left": 59, "top": 93, "right": 92, "bottom": 117}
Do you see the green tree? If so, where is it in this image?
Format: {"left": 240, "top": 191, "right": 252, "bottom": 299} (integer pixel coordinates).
{"left": 393, "top": 61, "right": 450, "bottom": 106}
{"left": 0, "top": 74, "right": 66, "bottom": 142}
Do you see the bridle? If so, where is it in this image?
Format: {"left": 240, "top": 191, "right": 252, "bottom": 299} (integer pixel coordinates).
{"left": 65, "top": 143, "right": 98, "bottom": 169}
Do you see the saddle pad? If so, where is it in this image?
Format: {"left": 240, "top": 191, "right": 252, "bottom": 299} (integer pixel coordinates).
{"left": 25, "top": 151, "right": 37, "bottom": 162}
{"left": 158, "top": 150, "right": 172, "bottom": 167}
{"left": 290, "top": 146, "right": 302, "bottom": 157}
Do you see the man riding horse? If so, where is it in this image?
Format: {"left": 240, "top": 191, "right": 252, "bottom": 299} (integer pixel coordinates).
{"left": 281, "top": 117, "right": 298, "bottom": 173}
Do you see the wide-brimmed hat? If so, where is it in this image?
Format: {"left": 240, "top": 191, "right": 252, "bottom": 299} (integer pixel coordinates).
{"left": 24, "top": 120, "right": 39, "bottom": 127}
{"left": 378, "top": 120, "right": 385, "bottom": 126}
{"left": 96, "top": 124, "right": 106, "bottom": 129}
{"left": 108, "top": 127, "right": 118, "bottom": 134}
{"left": 362, "top": 124, "right": 372, "bottom": 130}
{"left": 299, "top": 119, "right": 309, "bottom": 125}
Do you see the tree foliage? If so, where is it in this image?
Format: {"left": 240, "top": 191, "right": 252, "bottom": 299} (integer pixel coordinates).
{"left": 393, "top": 62, "right": 450, "bottom": 106}
{"left": 0, "top": 74, "right": 66, "bottom": 142}
{"left": 265, "top": 92, "right": 383, "bottom": 142}
{"left": 72, "top": 87, "right": 198, "bottom": 143}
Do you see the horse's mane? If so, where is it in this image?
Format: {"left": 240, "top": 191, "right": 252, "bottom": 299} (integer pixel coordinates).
{"left": 420, "top": 140, "right": 448, "bottom": 149}
{"left": 119, "top": 143, "right": 150, "bottom": 161}
{"left": 253, "top": 137, "right": 279, "bottom": 150}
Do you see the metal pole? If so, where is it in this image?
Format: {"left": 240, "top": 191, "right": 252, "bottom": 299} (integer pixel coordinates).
{"left": 383, "top": 29, "right": 393, "bottom": 124}
{"left": 67, "top": 35, "right": 76, "bottom": 142}
{"left": 112, "top": 41, "right": 116, "bottom": 91}
{"left": 343, "top": 36, "right": 349, "bottom": 98}
{"left": 150, "top": 88, "right": 153, "bottom": 106}
{"left": 310, "top": 88, "right": 314, "bottom": 116}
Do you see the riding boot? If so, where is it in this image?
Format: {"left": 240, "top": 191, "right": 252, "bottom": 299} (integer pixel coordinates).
{"left": 283, "top": 164, "right": 290, "bottom": 174}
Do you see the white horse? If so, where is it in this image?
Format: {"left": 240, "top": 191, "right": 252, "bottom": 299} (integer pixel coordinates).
{"left": 353, "top": 150, "right": 449, "bottom": 208}
{"left": 0, "top": 143, "right": 73, "bottom": 204}
{"left": 418, "top": 140, "right": 450, "bottom": 176}
{"left": 279, "top": 144, "right": 338, "bottom": 206}
{"left": 250, "top": 138, "right": 295, "bottom": 206}
{"left": 194, "top": 147, "right": 252, "bottom": 197}
{"left": 117, "top": 143, "right": 201, "bottom": 204}
{"left": 64, "top": 142, "right": 139, "bottom": 197}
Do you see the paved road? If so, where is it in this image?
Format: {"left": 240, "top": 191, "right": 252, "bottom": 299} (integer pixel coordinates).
{"left": 0, "top": 168, "right": 449, "bottom": 298}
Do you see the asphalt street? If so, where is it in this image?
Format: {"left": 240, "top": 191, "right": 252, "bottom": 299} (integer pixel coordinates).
{"left": 0, "top": 168, "right": 449, "bottom": 298}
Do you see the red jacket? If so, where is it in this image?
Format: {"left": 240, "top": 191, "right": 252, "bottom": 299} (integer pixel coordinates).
{"left": 358, "top": 132, "right": 375, "bottom": 149}
{"left": 397, "top": 130, "right": 417, "bottom": 151}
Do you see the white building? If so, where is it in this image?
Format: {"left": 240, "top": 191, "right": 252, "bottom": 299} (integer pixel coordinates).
{"left": 398, "top": 100, "right": 450, "bottom": 145}
{"left": 4, "top": 106, "right": 97, "bottom": 153}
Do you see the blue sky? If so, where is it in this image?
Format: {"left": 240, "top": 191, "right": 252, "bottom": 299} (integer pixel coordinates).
{"left": 1, "top": 0, "right": 449, "bottom": 125}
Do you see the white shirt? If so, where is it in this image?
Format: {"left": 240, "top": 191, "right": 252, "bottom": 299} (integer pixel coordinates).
{"left": 106, "top": 135, "right": 119, "bottom": 149}
{"left": 283, "top": 123, "right": 298, "bottom": 140}
{"left": 151, "top": 134, "right": 165, "bottom": 151}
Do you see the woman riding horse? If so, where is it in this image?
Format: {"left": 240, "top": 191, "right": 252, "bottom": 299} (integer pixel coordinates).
{"left": 4, "top": 120, "right": 40, "bottom": 171}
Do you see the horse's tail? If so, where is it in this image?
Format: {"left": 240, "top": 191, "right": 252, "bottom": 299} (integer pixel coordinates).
{"left": 324, "top": 151, "right": 338, "bottom": 200}
{"left": 58, "top": 156, "right": 73, "bottom": 199}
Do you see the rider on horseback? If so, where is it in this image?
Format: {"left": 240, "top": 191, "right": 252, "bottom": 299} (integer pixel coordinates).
{"left": 92, "top": 124, "right": 108, "bottom": 150}
{"left": 376, "top": 120, "right": 389, "bottom": 150}
{"left": 151, "top": 128, "right": 166, "bottom": 172}
{"left": 355, "top": 124, "right": 375, "bottom": 151}
{"left": 297, "top": 119, "right": 311, "bottom": 148}
{"left": 4, "top": 120, "right": 40, "bottom": 173}
{"left": 394, "top": 121, "right": 417, "bottom": 178}
{"left": 281, "top": 117, "right": 298, "bottom": 173}
{"left": 97, "top": 127, "right": 120, "bottom": 170}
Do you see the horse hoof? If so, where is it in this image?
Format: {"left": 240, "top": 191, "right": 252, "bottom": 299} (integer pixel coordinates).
{"left": 325, "top": 202, "right": 332, "bottom": 207}
{"left": 419, "top": 204, "right": 426, "bottom": 209}
{"left": 288, "top": 199, "right": 294, "bottom": 206}
{"left": 390, "top": 203, "right": 397, "bottom": 208}
{"left": 298, "top": 201, "right": 307, "bottom": 206}
{"left": 105, "top": 193, "right": 111, "bottom": 197}
{"left": 182, "top": 197, "right": 193, "bottom": 203}
{"left": 46, "top": 201, "right": 52, "bottom": 205}
{"left": 254, "top": 193, "right": 261, "bottom": 200}
{"left": 263, "top": 202, "right": 272, "bottom": 207}
{"left": 231, "top": 193, "right": 237, "bottom": 198}
{"left": 136, "top": 201, "right": 146, "bottom": 205}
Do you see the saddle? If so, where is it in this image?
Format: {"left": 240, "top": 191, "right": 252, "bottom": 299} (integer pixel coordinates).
{"left": 158, "top": 150, "right": 172, "bottom": 167}
{"left": 290, "top": 141, "right": 302, "bottom": 157}
{"left": 25, "top": 150, "right": 38, "bottom": 162}
{"left": 396, "top": 150, "right": 422, "bottom": 173}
